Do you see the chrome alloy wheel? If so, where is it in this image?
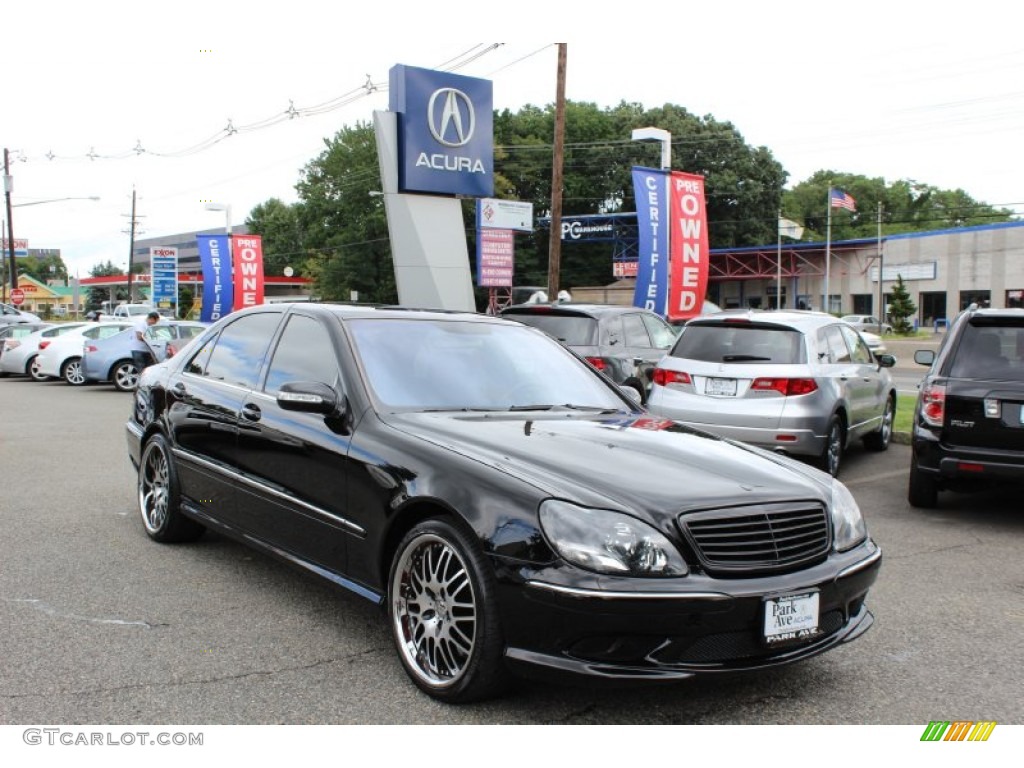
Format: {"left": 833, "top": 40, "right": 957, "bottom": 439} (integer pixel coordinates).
{"left": 139, "top": 440, "right": 171, "bottom": 535}
{"left": 63, "top": 357, "right": 86, "bottom": 385}
{"left": 825, "top": 419, "right": 843, "bottom": 476}
{"left": 113, "top": 361, "right": 140, "bottom": 391}
{"left": 879, "top": 399, "right": 893, "bottom": 446}
{"left": 391, "top": 533, "right": 478, "bottom": 688}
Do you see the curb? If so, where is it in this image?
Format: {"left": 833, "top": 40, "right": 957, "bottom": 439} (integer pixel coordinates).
{"left": 892, "top": 431, "right": 912, "bottom": 445}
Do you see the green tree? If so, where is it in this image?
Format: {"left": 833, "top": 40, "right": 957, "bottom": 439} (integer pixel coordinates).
{"left": 245, "top": 198, "right": 304, "bottom": 277}
{"left": 85, "top": 261, "right": 127, "bottom": 311}
{"left": 16, "top": 253, "right": 69, "bottom": 285}
{"left": 888, "top": 275, "right": 917, "bottom": 335}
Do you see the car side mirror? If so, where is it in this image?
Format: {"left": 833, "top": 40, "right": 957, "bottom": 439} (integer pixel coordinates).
{"left": 875, "top": 353, "right": 896, "bottom": 368}
{"left": 914, "top": 350, "right": 936, "bottom": 367}
{"left": 277, "top": 381, "right": 341, "bottom": 415}
{"left": 619, "top": 385, "right": 643, "bottom": 404}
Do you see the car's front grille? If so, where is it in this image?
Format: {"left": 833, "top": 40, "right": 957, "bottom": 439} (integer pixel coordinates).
{"left": 679, "top": 502, "right": 830, "bottom": 575}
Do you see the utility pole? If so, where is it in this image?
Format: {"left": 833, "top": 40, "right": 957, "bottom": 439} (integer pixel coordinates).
{"left": 4, "top": 148, "right": 16, "bottom": 294}
{"left": 122, "top": 188, "right": 144, "bottom": 302}
{"left": 546, "top": 43, "right": 567, "bottom": 300}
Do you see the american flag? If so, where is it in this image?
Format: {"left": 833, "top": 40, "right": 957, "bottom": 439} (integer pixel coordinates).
{"left": 830, "top": 188, "right": 856, "bottom": 212}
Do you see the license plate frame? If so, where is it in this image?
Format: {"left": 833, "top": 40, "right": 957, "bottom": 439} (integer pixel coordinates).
{"left": 763, "top": 591, "right": 821, "bottom": 646}
{"left": 705, "top": 377, "right": 737, "bottom": 397}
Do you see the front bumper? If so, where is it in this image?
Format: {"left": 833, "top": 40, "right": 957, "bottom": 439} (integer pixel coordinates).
{"left": 496, "top": 542, "right": 881, "bottom": 683}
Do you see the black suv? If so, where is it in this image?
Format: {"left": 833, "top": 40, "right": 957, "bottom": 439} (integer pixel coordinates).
{"left": 908, "top": 306, "right": 1024, "bottom": 507}
{"left": 499, "top": 303, "right": 677, "bottom": 401}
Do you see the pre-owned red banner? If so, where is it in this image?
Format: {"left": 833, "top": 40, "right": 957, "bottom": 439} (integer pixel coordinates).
{"left": 667, "top": 172, "right": 709, "bottom": 322}
{"left": 231, "top": 235, "right": 265, "bottom": 310}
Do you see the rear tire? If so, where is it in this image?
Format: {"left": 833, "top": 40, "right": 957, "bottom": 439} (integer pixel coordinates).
{"left": 863, "top": 396, "right": 894, "bottom": 451}
{"left": 62, "top": 357, "right": 87, "bottom": 386}
{"left": 138, "top": 434, "right": 205, "bottom": 543}
{"left": 817, "top": 415, "right": 845, "bottom": 477}
{"left": 908, "top": 460, "right": 939, "bottom": 508}
{"left": 28, "top": 355, "right": 49, "bottom": 381}
{"left": 112, "top": 360, "right": 140, "bottom": 392}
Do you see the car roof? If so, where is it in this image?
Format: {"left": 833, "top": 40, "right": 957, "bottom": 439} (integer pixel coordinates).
{"left": 500, "top": 302, "right": 657, "bottom": 318}
{"left": 687, "top": 309, "right": 842, "bottom": 329}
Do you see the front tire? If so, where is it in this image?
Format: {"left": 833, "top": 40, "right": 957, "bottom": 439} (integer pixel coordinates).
{"left": 28, "top": 355, "right": 49, "bottom": 381}
{"left": 112, "top": 360, "right": 140, "bottom": 392}
{"left": 388, "top": 518, "right": 509, "bottom": 703}
{"left": 138, "top": 434, "right": 204, "bottom": 543}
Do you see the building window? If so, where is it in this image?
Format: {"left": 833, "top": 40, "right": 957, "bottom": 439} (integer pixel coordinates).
{"left": 959, "top": 290, "right": 990, "bottom": 311}
{"left": 1007, "top": 290, "right": 1023, "bottom": 309}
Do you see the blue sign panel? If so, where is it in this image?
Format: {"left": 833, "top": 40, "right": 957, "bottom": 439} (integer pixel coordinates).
{"left": 150, "top": 249, "right": 178, "bottom": 311}
{"left": 631, "top": 167, "right": 669, "bottom": 314}
{"left": 196, "top": 235, "right": 233, "bottom": 322}
{"left": 389, "top": 64, "right": 493, "bottom": 197}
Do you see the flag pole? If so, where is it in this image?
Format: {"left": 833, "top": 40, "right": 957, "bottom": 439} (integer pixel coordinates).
{"left": 776, "top": 209, "right": 782, "bottom": 309}
{"left": 877, "top": 200, "right": 884, "bottom": 334}
{"left": 824, "top": 186, "right": 832, "bottom": 314}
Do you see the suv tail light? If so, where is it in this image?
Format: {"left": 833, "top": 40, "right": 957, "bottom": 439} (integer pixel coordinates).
{"left": 751, "top": 377, "right": 818, "bottom": 396}
{"left": 652, "top": 368, "right": 692, "bottom": 386}
{"left": 38, "top": 340, "right": 51, "bottom": 350}
{"left": 585, "top": 356, "right": 608, "bottom": 371}
{"left": 920, "top": 382, "right": 946, "bottom": 427}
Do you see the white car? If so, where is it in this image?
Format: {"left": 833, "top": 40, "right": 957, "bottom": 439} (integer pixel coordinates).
{"left": 0, "top": 302, "right": 43, "bottom": 326}
{"left": 34, "top": 322, "right": 133, "bottom": 384}
{"left": 0, "top": 323, "right": 88, "bottom": 378}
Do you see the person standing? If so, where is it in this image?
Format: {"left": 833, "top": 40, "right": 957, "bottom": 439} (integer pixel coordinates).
{"left": 131, "top": 311, "right": 162, "bottom": 372}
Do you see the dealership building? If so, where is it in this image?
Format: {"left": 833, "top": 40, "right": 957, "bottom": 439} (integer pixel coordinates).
{"left": 576, "top": 220, "right": 1024, "bottom": 326}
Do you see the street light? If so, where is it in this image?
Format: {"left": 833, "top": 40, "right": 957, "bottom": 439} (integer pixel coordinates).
{"left": 204, "top": 202, "right": 232, "bottom": 234}
{"left": 1, "top": 191, "right": 101, "bottom": 303}
{"left": 631, "top": 126, "right": 672, "bottom": 170}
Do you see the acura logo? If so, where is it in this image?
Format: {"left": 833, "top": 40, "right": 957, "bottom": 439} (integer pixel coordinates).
{"left": 427, "top": 88, "right": 475, "bottom": 147}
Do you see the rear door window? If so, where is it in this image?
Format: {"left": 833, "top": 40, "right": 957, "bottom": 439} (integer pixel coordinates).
{"left": 201, "top": 313, "right": 282, "bottom": 388}
{"left": 822, "top": 325, "right": 852, "bottom": 364}
{"left": 621, "top": 314, "right": 652, "bottom": 347}
{"left": 670, "top": 324, "right": 805, "bottom": 364}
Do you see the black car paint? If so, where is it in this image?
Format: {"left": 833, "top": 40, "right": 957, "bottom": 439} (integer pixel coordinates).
{"left": 127, "top": 304, "right": 881, "bottom": 690}
{"left": 910, "top": 307, "right": 1024, "bottom": 502}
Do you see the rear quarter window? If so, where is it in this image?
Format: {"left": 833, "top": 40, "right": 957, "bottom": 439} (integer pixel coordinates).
{"left": 949, "top": 323, "right": 1024, "bottom": 380}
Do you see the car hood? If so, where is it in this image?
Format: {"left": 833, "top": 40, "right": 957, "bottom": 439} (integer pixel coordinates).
{"left": 383, "top": 411, "right": 831, "bottom": 524}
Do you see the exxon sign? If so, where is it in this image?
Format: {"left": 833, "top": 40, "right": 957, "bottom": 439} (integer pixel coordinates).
{"left": 389, "top": 64, "right": 493, "bottom": 197}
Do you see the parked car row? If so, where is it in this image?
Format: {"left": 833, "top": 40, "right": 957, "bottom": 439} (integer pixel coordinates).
{"left": 0, "top": 320, "right": 208, "bottom": 390}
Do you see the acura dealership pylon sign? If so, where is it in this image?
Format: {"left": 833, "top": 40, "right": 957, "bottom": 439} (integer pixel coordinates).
{"left": 389, "top": 64, "right": 494, "bottom": 197}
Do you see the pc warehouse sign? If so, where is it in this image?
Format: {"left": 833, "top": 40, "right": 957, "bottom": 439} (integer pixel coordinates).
{"left": 389, "top": 64, "right": 494, "bottom": 197}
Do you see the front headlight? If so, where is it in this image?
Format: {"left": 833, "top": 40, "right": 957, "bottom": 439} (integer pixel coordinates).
{"left": 539, "top": 500, "right": 688, "bottom": 577}
{"left": 830, "top": 478, "right": 867, "bottom": 551}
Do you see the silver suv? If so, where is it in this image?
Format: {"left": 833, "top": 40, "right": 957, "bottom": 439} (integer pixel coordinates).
{"left": 646, "top": 311, "right": 897, "bottom": 476}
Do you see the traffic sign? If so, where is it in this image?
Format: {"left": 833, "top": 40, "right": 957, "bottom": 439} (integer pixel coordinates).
{"left": 10, "top": 288, "right": 25, "bottom": 305}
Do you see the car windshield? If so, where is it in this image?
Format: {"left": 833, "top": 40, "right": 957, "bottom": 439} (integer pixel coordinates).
{"left": 949, "top": 322, "right": 1024, "bottom": 379}
{"left": 502, "top": 312, "right": 598, "bottom": 346}
{"left": 346, "top": 318, "right": 626, "bottom": 411}
{"left": 670, "top": 323, "right": 806, "bottom": 364}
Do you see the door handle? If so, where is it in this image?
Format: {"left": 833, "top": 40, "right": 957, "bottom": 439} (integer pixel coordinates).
{"left": 241, "top": 403, "right": 262, "bottom": 422}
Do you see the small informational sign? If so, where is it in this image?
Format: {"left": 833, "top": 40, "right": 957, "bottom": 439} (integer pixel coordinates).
{"left": 477, "top": 228, "right": 514, "bottom": 287}
{"left": 150, "top": 247, "right": 179, "bottom": 311}
{"left": 477, "top": 198, "right": 533, "bottom": 231}
{"left": 10, "top": 288, "right": 25, "bottom": 305}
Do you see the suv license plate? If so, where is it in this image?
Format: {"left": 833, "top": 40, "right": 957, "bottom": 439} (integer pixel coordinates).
{"left": 764, "top": 592, "right": 820, "bottom": 645}
{"left": 705, "top": 377, "right": 737, "bottom": 396}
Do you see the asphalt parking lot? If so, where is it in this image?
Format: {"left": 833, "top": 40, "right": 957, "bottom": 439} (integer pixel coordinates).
{"left": 1, "top": 374, "right": 1021, "bottom": 725}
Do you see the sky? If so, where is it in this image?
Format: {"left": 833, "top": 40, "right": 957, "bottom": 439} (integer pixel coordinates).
{"left": 5, "top": 1, "right": 1024, "bottom": 279}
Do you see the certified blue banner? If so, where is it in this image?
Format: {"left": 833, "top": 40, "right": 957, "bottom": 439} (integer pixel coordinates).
{"left": 632, "top": 167, "right": 669, "bottom": 313}
{"left": 196, "top": 235, "right": 233, "bottom": 322}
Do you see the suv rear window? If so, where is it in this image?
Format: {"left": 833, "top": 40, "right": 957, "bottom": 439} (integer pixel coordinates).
{"left": 949, "top": 322, "right": 1023, "bottom": 379}
{"left": 670, "top": 324, "right": 805, "bottom": 364}
{"left": 503, "top": 312, "right": 598, "bottom": 346}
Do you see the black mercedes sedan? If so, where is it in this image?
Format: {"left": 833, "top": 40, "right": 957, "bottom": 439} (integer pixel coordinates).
{"left": 126, "top": 303, "right": 882, "bottom": 702}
